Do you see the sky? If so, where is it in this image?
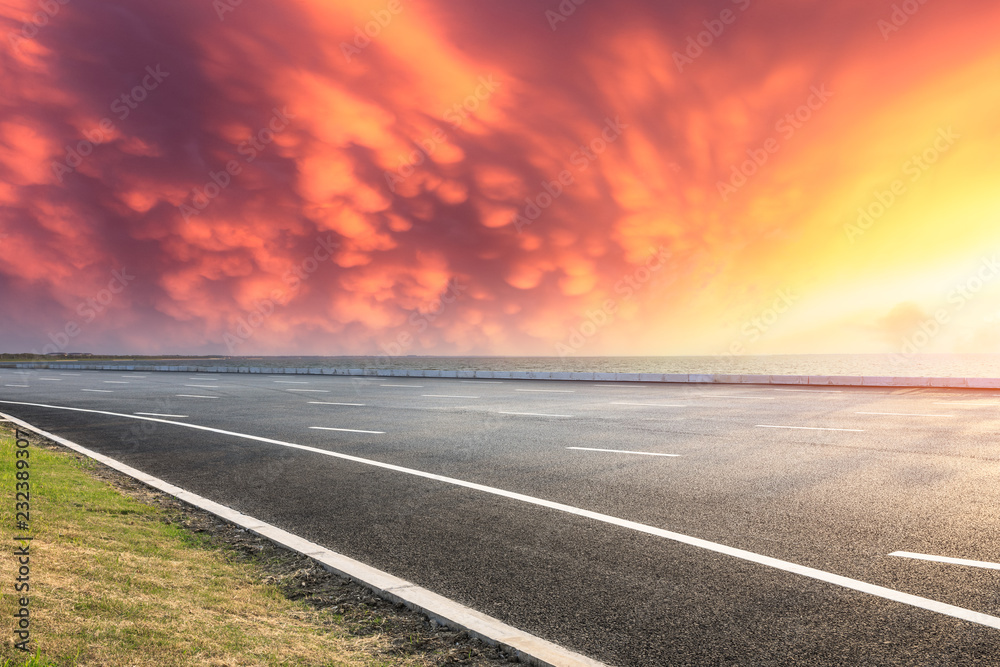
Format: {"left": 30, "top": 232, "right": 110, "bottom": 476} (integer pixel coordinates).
{"left": 2, "top": 0, "right": 999, "bottom": 358}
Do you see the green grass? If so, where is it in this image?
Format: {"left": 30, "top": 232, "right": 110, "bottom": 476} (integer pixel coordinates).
{"left": 0, "top": 426, "right": 430, "bottom": 666}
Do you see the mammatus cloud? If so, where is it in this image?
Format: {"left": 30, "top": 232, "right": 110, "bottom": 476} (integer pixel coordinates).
{"left": 2, "top": 0, "right": 999, "bottom": 356}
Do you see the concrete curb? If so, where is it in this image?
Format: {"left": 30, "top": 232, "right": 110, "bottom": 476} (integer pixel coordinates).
{"left": 4, "top": 362, "right": 1000, "bottom": 389}
{"left": 2, "top": 412, "right": 608, "bottom": 667}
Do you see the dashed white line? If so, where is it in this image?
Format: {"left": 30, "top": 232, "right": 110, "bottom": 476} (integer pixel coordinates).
{"left": 932, "top": 402, "right": 1000, "bottom": 407}
{"left": 184, "top": 385, "right": 219, "bottom": 388}
{"left": 274, "top": 380, "right": 309, "bottom": 384}
{"left": 855, "top": 411, "right": 954, "bottom": 418}
{"left": 890, "top": 552, "right": 1000, "bottom": 570}
{"left": 285, "top": 389, "right": 329, "bottom": 393}
{"left": 5, "top": 384, "right": 28, "bottom": 388}
{"left": 460, "top": 380, "right": 504, "bottom": 384}
{"left": 594, "top": 384, "right": 643, "bottom": 388}
{"left": 756, "top": 425, "right": 864, "bottom": 432}
{"left": 567, "top": 447, "right": 680, "bottom": 457}
{"left": 515, "top": 389, "right": 574, "bottom": 393}
{"left": 498, "top": 411, "right": 573, "bottom": 418}
{"left": 81, "top": 389, "right": 113, "bottom": 393}
{"left": 104, "top": 381, "right": 129, "bottom": 384}
{"left": 39, "top": 378, "right": 62, "bottom": 381}
{"left": 380, "top": 384, "right": 424, "bottom": 388}
{"left": 135, "top": 412, "right": 189, "bottom": 418}
{"left": 309, "top": 426, "right": 385, "bottom": 434}
{"left": 59, "top": 373, "right": 81, "bottom": 376}
{"left": 422, "top": 394, "right": 479, "bottom": 399}
{"left": 308, "top": 402, "right": 365, "bottom": 406}
{"left": 610, "top": 402, "right": 685, "bottom": 408}
{"left": 774, "top": 388, "right": 843, "bottom": 393}
{"left": 4, "top": 399, "right": 997, "bottom": 632}
{"left": 176, "top": 394, "right": 218, "bottom": 399}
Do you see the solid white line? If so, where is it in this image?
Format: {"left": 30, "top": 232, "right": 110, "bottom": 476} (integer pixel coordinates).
{"left": 515, "top": 389, "right": 574, "bottom": 393}
{"left": 309, "top": 426, "right": 385, "bottom": 434}
{"left": 756, "top": 425, "right": 865, "bottom": 432}
{"left": 855, "top": 412, "right": 954, "bottom": 418}
{"left": 134, "top": 412, "right": 189, "bottom": 418}
{"left": 2, "top": 399, "right": 997, "bottom": 633}
{"left": 184, "top": 385, "right": 219, "bottom": 388}
{"left": 498, "top": 411, "right": 573, "bottom": 418}
{"left": 286, "top": 389, "right": 329, "bottom": 393}
{"left": 5, "top": 385, "right": 28, "bottom": 388}
{"left": 890, "top": 551, "right": 1000, "bottom": 570}
{"left": 567, "top": 447, "right": 680, "bottom": 457}
{"left": 380, "top": 384, "right": 424, "bottom": 388}
{"left": 80, "top": 389, "right": 112, "bottom": 393}
{"left": 774, "top": 388, "right": 843, "bottom": 393}
{"left": 610, "top": 402, "right": 686, "bottom": 407}
{"left": 176, "top": 394, "right": 218, "bottom": 399}
{"left": 308, "top": 402, "right": 365, "bottom": 406}
{"left": 422, "top": 394, "right": 479, "bottom": 399}
{"left": 0, "top": 410, "right": 607, "bottom": 667}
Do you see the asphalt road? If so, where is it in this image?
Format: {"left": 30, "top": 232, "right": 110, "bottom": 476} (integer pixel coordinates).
{"left": 2, "top": 367, "right": 999, "bottom": 665}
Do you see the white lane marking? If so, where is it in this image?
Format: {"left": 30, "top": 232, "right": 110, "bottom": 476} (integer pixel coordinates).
{"left": 422, "top": 394, "right": 479, "bottom": 399}
{"left": 104, "top": 381, "right": 129, "bottom": 384}
{"left": 5, "top": 384, "right": 29, "bottom": 388}
{"left": 756, "top": 425, "right": 865, "bottom": 432}
{"left": 498, "top": 411, "right": 573, "bottom": 418}
{"left": 0, "top": 411, "right": 608, "bottom": 667}
{"left": 309, "top": 426, "right": 385, "bottom": 434}
{"left": 380, "top": 384, "right": 424, "bottom": 388}
{"left": 515, "top": 389, "right": 574, "bottom": 393}
{"left": 774, "top": 388, "right": 843, "bottom": 393}
{"left": 855, "top": 412, "right": 954, "bottom": 418}
{"left": 184, "top": 385, "right": 219, "bottom": 388}
{"left": 39, "top": 378, "right": 62, "bottom": 381}
{"left": 81, "top": 389, "right": 113, "bottom": 393}
{"left": 2, "top": 399, "right": 997, "bottom": 632}
{"left": 176, "top": 394, "right": 218, "bottom": 399}
{"left": 567, "top": 447, "right": 680, "bottom": 457}
{"left": 286, "top": 389, "right": 329, "bottom": 393}
{"left": 890, "top": 551, "right": 1000, "bottom": 570}
{"left": 60, "top": 373, "right": 81, "bottom": 376}
{"left": 932, "top": 402, "right": 1000, "bottom": 407}
{"left": 460, "top": 380, "right": 504, "bottom": 384}
{"left": 309, "top": 402, "right": 365, "bottom": 406}
{"left": 595, "top": 384, "right": 643, "bottom": 388}
{"left": 135, "top": 412, "right": 189, "bottom": 418}
{"left": 610, "top": 402, "right": 686, "bottom": 407}
{"left": 274, "top": 380, "right": 309, "bottom": 384}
